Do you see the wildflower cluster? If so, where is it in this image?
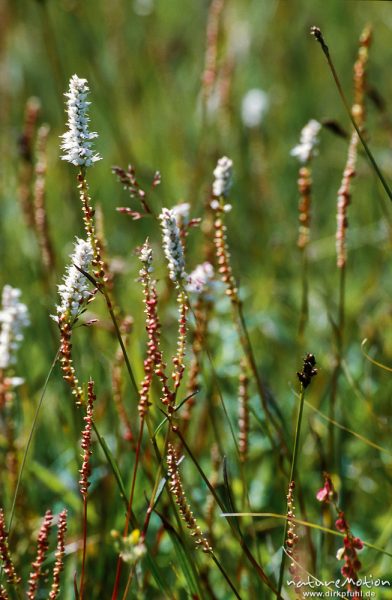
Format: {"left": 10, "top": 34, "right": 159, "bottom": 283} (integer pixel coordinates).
{"left": 60, "top": 75, "right": 101, "bottom": 168}
{"left": 0, "top": 285, "right": 29, "bottom": 371}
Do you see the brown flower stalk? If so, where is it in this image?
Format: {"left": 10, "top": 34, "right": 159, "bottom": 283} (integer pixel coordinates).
{"left": 58, "top": 319, "right": 84, "bottom": 406}
{"left": 138, "top": 241, "right": 172, "bottom": 418}
{"left": 0, "top": 585, "right": 9, "bottom": 599}
{"left": 213, "top": 213, "right": 238, "bottom": 302}
{"left": 79, "top": 381, "right": 95, "bottom": 600}
{"left": 167, "top": 443, "right": 212, "bottom": 553}
{"left": 33, "top": 124, "right": 55, "bottom": 272}
{"left": 77, "top": 173, "right": 107, "bottom": 285}
{"left": 172, "top": 289, "right": 189, "bottom": 393}
{"left": 238, "top": 358, "right": 250, "bottom": 463}
{"left": 285, "top": 481, "right": 300, "bottom": 586}
{"left": 48, "top": 509, "right": 67, "bottom": 600}
{"left": 18, "top": 97, "right": 41, "bottom": 228}
{"left": 336, "top": 26, "right": 371, "bottom": 270}
{"left": 0, "top": 508, "right": 20, "bottom": 585}
{"left": 79, "top": 380, "right": 95, "bottom": 499}
{"left": 27, "top": 509, "right": 53, "bottom": 600}
{"left": 297, "top": 167, "right": 312, "bottom": 250}
{"left": 202, "top": 0, "right": 225, "bottom": 109}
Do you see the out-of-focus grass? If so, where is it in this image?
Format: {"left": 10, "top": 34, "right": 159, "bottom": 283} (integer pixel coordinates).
{"left": 1, "top": 0, "right": 392, "bottom": 598}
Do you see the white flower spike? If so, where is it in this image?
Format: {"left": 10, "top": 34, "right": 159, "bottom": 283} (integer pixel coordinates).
{"left": 54, "top": 238, "right": 94, "bottom": 323}
{"left": 186, "top": 262, "right": 214, "bottom": 294}
{"left": 212, "top": 156, "right": 233, "bottom": 198}
{"left": 290, "top": 119, "right": 322, "bottom": 164}
{"left": 60, "top": 74, "right": 102, "bottom": 167}
{"left": 159, "top": 208, "right": 187, "bottom": 285}
{"left": 0, "top": 285, "right": 29, "bottom": 370}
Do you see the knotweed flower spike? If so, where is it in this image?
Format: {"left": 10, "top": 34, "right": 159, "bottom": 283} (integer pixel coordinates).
{"left": 0, "top": 508, "right": 21, "bottom": 585}
{"left": 210, "top": 157, "right": 238, "bottom": 301}
{"left": 137, "top": 240, "right": 173, "bottom": 416}
{"left": 290, "top": 119, "right": 321, "bottom": 164}
{"left": 27, "top": 510, "right": 53, "bottom": 600}
{"left": 54, "top": 238, "right": 94, "bottom": 325}
{"left": 48, "top": 510, "right": 67, "bottom": 600}
{"left": 54, "top": 238, "right": 94, "bottom": 406}
{"left": 60, "top": 75, "right": 101, "bottom": 168}
{"left": 167, "top": 443, "right": 212, "bottom": 553}
{"left": 0, "top": 285, "right": 29, "bottom": 371}
{"left": 212, "top": 155, "right": 233, "bottom": 198}
{"left": 159, "top": 208, "right": 187, "bottom": 285}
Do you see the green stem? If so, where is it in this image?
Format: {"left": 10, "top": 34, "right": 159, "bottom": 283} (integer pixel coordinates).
{"left": 298, "top": 249, "right": 309, "bottom": 338}
{"left": 211, "top": 553, "right": 242, "bottom": 600}
{"left": 277, "top": 383, "right": 306, "bottom": 597}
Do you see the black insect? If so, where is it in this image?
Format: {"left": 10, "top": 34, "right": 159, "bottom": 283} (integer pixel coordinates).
{"left": 297, "top": 353, "right": 317, "bottom": 388}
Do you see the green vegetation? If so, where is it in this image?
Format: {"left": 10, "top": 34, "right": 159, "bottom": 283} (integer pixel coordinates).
{"left": 1, "top": 1, "right": 392, "bottom": 598}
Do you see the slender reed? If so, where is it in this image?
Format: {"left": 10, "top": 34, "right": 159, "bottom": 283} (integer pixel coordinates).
{"left": 277, "top": 354, "right": 317, "bottom": 597}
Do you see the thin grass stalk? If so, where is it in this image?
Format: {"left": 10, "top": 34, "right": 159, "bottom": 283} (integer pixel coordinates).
{"left": 210, "top": 553, "right": 242, "bottom": 600}
{"left": 277, "top": 383, "right": 306, "bottom": 596}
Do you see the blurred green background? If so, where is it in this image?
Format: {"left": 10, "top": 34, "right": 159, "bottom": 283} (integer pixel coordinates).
{"left": 1, "top": 0, "right": 392, "bottom": 597}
